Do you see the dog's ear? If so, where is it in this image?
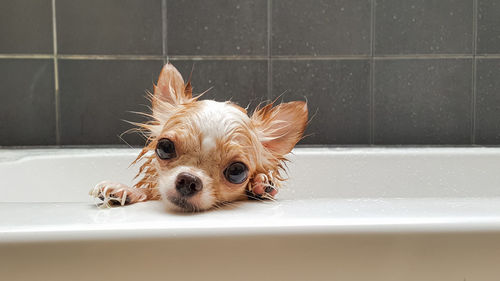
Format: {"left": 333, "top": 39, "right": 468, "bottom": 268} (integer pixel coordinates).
{"left": 251, "top": 101, "right": 308, "bottom": 156}
{"left": 153, "top": 63, "right": 192, "bottom": 108}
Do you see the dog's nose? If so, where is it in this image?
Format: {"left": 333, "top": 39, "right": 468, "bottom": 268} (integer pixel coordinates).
{"left": 175, "top": 172, "right": 203, "bottom": 197}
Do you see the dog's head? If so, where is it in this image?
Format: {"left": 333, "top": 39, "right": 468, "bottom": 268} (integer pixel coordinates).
{"left": 138, "top": 64, "right": 307, "bottom": 211}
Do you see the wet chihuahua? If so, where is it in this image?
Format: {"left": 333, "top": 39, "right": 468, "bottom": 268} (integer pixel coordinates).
{"left": 90, "top": 63, "right": 308, "bottom": 212}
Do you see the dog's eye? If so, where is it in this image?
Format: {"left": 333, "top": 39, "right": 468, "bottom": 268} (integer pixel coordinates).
{"left": 224, "top": 162, "right": 248, "bottom": 184}
{"left": 155, "top": 138, "right": 176, "bottom": 160}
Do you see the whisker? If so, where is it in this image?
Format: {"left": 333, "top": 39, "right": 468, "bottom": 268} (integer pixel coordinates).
{"left": 117, "top": 133, "right": 134, "bottom": 149}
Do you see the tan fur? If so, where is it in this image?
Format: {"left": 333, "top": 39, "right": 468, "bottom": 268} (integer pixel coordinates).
{"left": 95, "top": 63, "right": 308, "bottom": 211}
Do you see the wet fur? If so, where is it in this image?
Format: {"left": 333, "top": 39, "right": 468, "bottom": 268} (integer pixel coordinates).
{"left": 99, "top": 63, "right": 308, "bottom": 211}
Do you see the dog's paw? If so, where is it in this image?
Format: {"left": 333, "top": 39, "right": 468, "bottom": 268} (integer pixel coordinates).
{"left": 247, "top": 173, "right": 278, "bottom": 200}
{"left": 90, "top": 181, "right": 146, "bottom": 208}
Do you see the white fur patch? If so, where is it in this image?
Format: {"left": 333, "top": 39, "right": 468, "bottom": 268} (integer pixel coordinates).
{"left": 201, "top": 136, "right": 216, "bottom": 153}
{"left": 198, "top": 100, "right": 249, "bottom": 153}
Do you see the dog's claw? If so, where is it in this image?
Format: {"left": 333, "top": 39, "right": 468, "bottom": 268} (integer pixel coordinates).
{"left": 90, "top": 181, "right": 132, "bottom": 208}
{"left": 247, "top": 173, "right": 278, "bottom": 200}
{"left": 90, "top": 181, "right": 151, "bottom": 208}
{"left": 264, "top": 186, "right": 275, "bottom": 193}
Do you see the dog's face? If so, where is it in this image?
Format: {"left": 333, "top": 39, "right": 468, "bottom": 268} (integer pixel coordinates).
{"left": 144, "top": 64, "right": 307, "bottom": 211}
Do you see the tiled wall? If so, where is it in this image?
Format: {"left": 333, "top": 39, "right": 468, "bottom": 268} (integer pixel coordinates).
{"left": 1, "top": 0, "right": 500, "bottom": 146}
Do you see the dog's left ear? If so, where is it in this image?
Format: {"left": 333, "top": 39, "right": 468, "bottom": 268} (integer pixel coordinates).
{"left": 251, "top": 101, "right": 308, "bottom": 156}
{"left": 153, "top": 63, "right": 192, "bottom": 110}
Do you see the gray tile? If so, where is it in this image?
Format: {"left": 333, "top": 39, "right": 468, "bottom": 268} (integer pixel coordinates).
{"left": 167, "top": 0, "right": 267, "bottom": 56}
{"left": 172, "top": 60, "right": 268, "bottom": 111}
{"left": 272, "top": 0, "right": 371, "bottom": 56}
{"left": 271, "top": 60, "right": 371, "bottom": 145}
{"left": 375, "top": 0, "right": 473, "bottom": 55}
{"left": 476, "top": 59, "right": 500, "bottom": 144}
{"left": 0, "top": 0, "right": 53, "bottom": 54}
{"left": 477, "top": 0, "right": 500, "bottom": 54}
{"left": 0, "top": 59, "right": 55, "bottom": 146}
{"left": 57, "top": 0, "right": 162, "bottom": 55}
{"left": 374, "top": 59, "right": 472, "bottom": 144}
{"left": 59, "top": 60, "right": 164, "bottom": 145}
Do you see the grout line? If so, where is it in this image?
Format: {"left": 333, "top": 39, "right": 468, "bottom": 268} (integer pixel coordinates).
{"left": 370, "top": 60, "right": 376, "bottom": 144}
{"left": 4, "top": 54, "right": 500, "bottom": 61}
{"left": 370, "top": 0, "right": 376, "bottom": 57}
{"left": 475, "top": 54, "right": 500, "bottom": 59}
{"left": 373, "top": 54, "right": 474, "bottom": 59}
{"left": 472, "top": 0, "right": 478, "bottom": 54}
{"left": 267, "top": 0, "right": 272, "bottom": 101}
{"left": 57, "top": 54, "right": 165, "bottom": 60}
{"left": 471, "top": 0, "right": 478, "bottom": 144}
{"left": 162, "top": 0, "right": 167, "bottom": 64}
{"left": 52, "top": 0, "right": 60, "bottom": 145}
{"left": 168, "top": 55, "right": 269, "bottom": 60}
{"left": 272, "top": 55, "right": 369, "bottom": 60}
{"left": 472, "top": 58, "right": 477, "bottom": 144}
{"left": 0, "top": 54, "right": 53, "bottom": 59}
{"left": 369, "top": 0, "right": 376, "bottom": 145}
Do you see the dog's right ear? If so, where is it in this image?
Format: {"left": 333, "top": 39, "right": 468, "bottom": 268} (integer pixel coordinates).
{"left": 153, "top": 63, "right": 192, "bottom": 109}
{"left": 251, "top": 101, "right": 308, "bottom": 156}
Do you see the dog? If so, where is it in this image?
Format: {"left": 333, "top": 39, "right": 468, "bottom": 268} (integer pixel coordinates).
{"left": 90, "top": 63, "right": 308, "bottom": 212}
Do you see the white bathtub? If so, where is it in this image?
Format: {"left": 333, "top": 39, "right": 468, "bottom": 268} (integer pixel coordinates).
{"left": 1, "top": 147, "right": 500, "bottom": 280}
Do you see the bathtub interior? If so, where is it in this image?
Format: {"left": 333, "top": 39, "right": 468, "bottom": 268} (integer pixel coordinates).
{"left": 2, "top": 147, "right": 500, "bottom": 242}
{"left": 3, "top": 147, "right": 500, "bottom": 202}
